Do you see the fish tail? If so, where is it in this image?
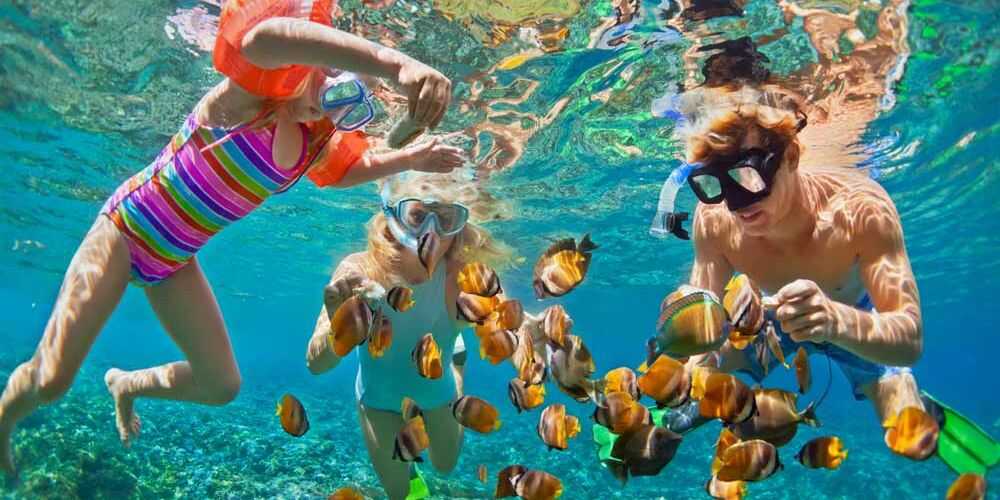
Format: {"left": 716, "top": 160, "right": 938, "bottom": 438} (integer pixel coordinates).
{"left": 494, "top": 419, "right": 503, "bottom": 431}
{"left": 275, "top": 402, "right": 282, "bottom": 416}
{"left": 801, "top": 402, "right": 821, "bottom": 427}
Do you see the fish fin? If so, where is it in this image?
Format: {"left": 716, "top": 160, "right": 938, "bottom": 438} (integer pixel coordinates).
{"left": 881, "top": 412, "right": 898, "bottom": 429}
{"left": 578, "top": 233, "right": 599, "bottom": 253}
{"left": 494, "top": 420, "right": 503, "bottom": 431}
{"left": 637, "top": 361, "right": 648, "bottom": 374}
{"left": 275, "top": 402, "right": 282, "bottom": 416}
{"left": 800, "top": 401, "right": 820, "bottom": 427}
{"left": 543, "top": 237, "right": 578, "bottom": 258}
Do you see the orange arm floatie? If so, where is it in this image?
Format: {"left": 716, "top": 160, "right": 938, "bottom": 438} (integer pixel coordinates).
{"left": 306, "top": 130, "right": 370, "bottom": 187}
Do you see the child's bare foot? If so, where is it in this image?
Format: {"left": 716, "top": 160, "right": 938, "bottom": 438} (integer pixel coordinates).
{"left": 104, "top": 369, "right": 141, "bottom": 448}
{"left": 0, "top": 424, "right": 15, "bottom": 479}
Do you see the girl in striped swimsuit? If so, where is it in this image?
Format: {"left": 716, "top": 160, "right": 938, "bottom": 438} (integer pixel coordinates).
{"left": 0, "top": 0, "right": 465, "bottom": 478}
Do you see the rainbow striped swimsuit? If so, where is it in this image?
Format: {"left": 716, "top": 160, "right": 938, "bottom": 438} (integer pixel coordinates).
{"left": 101, "top": 113, "right": 310, "bottom": 285}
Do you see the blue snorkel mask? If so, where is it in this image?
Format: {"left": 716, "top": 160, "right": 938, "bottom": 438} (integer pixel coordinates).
{"left": 380, "top": 176, "right": 471, "bottom": 251}
{"left": 319, "top": 70, "right": 376, "bottom": 131}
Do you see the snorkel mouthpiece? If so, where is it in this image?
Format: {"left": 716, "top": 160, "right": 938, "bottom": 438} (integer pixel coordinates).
{"left": 650, "top": 162, "right": 697, "bottom": 240}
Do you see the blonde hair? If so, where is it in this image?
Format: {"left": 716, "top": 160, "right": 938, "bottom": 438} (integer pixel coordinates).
{"left": 359, "top": 173, "right": 513, "bottom": 286}
{"left": 675, "top": 85, "right": 806, "bottom": 165}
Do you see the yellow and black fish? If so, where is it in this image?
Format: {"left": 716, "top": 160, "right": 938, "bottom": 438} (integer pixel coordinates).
{"left": 451, "top": 395, "right": 502, "bottom": 434}
{"left": 548, "top": 334, "right": 597, "bottom": 402}
{"left": 599, "top": 367, "right": 640, "bottom": 401}
{"left": 883, "top": 406, "right": 940, "bottom": 460}
{"left": 386, "top": 286, "right": 415, "bottom": 312}
{"left": 796, "top": 436, "right": 848, "bottom": 469}
{"left": 538, "top": 404, "right": 581, "bottom": 451}
{"left": 367, "top": 312, "right": 393, "bottom": 358}
{"left": 722, "top": 275, "right": 765, "bottom": 348}
{"left": 714, "top": 439, "right": 782, "bottom": 482}
{"left": 513, "top": 330, "right": 547, "bottom": 386}
{"left": 764, "top": 322, "right": 787, "bottom": 368}
{"left": 592, "top": 392, "right": 650, "bottom": 435}
{"left": 327, "top": 487, "right": 364, "bottom": 500}
{"left": 328, "top": 295, "right": 376, "bottom": 357}
{"left": 636, "top": 354, "right": 691, "bottom": 409}
{"left": 508, "top": 378, "right": 546, "bottom": 413}
{"left": 393, "top": 398, "right": 430, "bottom": 462}
{"left": 794, "top": 346, "right": 811, "bottom": 394}
{"left": 532, "top": 234, "right": 598, "bottom": 299}
{"left": 496, "top": 299, "right": 525, "bottom": 330}
{"left": 542, "top": 304, "right": 572, "bottom": 347}
{"left": 696, "top": 372, "right": 757, "bottom": 424}
{"left": 653, "top": 285, "right": 727, "bottom": 357}
{"left": 494, "top": 467, "right": 563, "bottom": 500}
{"left": 731, "top": 388, "right": 818, "bottom": 447}
{"left": 456, "top": 292, "right": 500, "bottom": 324}
{"left": 705, "top": 475, "right": 747, "bottom": 500}
{"left": 457, "top": 262, "right": 502, "bottom": 297}
{"left": 412, "top": 333, "right": 443, "bottom": 379}
{"left": 604, "top": 424, "right": 683, "bottom": 486}
{"left": 276, "top": 393, "right": 310, "bottom": 437}
{"left": 946, "top": 473, "right": 986, "bottom": 500}
{"left": 712, "top": 427, "right": 741, "bottom": 473}
{"left": 480, "top": 328, "right": 519, "bottom": 365}
{"left": 416, "top": 231, "right": 441, "bottom": 275}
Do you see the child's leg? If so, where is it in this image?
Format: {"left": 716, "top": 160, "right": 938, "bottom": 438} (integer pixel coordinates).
{"left": 357, "top": 403, "right": 410, "bottom": 500}
{"left": 424, "top": 403, "right": 463, "bottom": 475}
{"left": 862, "top": 368, "right": 924, "bottom": 422}
{"left": 0, "top": 216, "right": 132, "bottom": 476}
{"left": 103, "top": 257, "right": 241, "bottom": 446}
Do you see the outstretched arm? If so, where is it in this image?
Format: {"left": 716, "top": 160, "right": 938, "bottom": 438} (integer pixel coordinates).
{"left": 306, "top": 253, "right": 369, "bottom": 375}
{"left": 241, "top": 18, "right": 451, "bottom": 127}
{"left": 774, "top": 192, "right": 923, "bottom": 366}
{"left": 331, "top": 138, "right": 466, "bottom": 188}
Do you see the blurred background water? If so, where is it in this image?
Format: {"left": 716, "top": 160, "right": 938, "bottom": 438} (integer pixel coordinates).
{"left": 0, "top": 0, "right": 997, "bottom": 498}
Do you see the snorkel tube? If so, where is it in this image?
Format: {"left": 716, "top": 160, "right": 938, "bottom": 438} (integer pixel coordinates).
{"left": 649, "top": 162, "right": 697, "bottom": 240}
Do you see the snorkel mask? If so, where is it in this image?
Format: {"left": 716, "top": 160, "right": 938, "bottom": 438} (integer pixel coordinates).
{"left": 318, "top": 70, "right": 376, "bottom": 131}
{"left": 380, "top": 176, "right": 471, "bottom": 251}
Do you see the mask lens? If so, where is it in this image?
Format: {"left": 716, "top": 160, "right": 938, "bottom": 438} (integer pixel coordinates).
{"left": 728, "top": 166, "right": 767, "bottom": 193}
{"left": 398, "top": 200, "right": 429, "bottom": 231}
{"left": 338, "top": 99, "right": 375, "bottom": 130}
{"left": 690, "top": 174, "right": 722, "bottom": 201}
{"left": 433, "top": 204, "right": 469, "bottom": 234}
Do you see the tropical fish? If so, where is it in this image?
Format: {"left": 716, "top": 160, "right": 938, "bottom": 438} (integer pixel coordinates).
{"left": 652, "top": 285, "right": 727, "bottom": 357}
{"left": 480, "top": 328, "right": 519, "bottom": 365}
{"left": 542, "top": 304, "right": 572, "bottom": 347}
{"left": 478, "top": 464, "right": 488, "bottom": 484}
{"left": 794, "top": 346, "right": 811, "bottom": 394}
{"left": 514, "top": 470, "right": 564, "bottom": 500}
{"left": 883, "top": 406, "right": 940, "bottom": 460}
{"left": 412, "top": 333, "right": 443, "bottom": 379}
{"left": 495, "top": 464, "right": 527, "bottom": 498}
{"left": 636, "top": 354, "right": 691, "bottom": 408}
{"left": 696, "top": 372, "right": 757, "bottom": 424}
{"left": 689, "top": 365, "right": 718, "bottom": 401}
{"left": 452, "top": 395, "right": 502, "bottom": 434}
{"left": 386, "top": 286, "right": 415, "bottom": 312}
{"left": 731, "top": 388, "right": 819, "bottom": 447}
{"left": 366, "top": 312, "right": 393, "bottom": 358}
{"left": 764, "top": 322, "right": 787, "bottom": 368}
{"left": 712, "top": 427, "right": 741, "bottom": 473}
{"left": 457, "top": 292, "right": 500, "bottom": 324}
{"left": 604, "top": 424, "right": 683, "bottom": 486}
{"left": 508, "top": 378, "right": 546, "bottom": 413}
{"left": 329, "top": 295, "right": 376, "bottom": 356}
{"left": 549, "top": 334, "right": 597, "bottom": 402}
{"left": 328, "top": 487, "right": 364, "bottom": 500}
{"left": 457, "top": 262, "right": 501, "bottom": 297}
{"left": 538, "top": 404, "right": 581, "bottom": 451}
{"left": 496, "top": 299, "right": 525, "bottom": 330}
{"left": 715, "top": 439, "right": 782, "bottom": 482}
{"left": 276, "top": 393, "right": 310, "bottom": 437}
{"left": 705, "top": 475, "right": 747, "bottom": 500}
{"left": 393, "top": 398, "right": 430, "bottom": 462}
{"left": 512, "top": 327, "right": 546, "bottom": 384}
{"left": 722, "top": 275, "right": 765, "bottom": 348}
{"left": 532, "top": 234, "right": 598, "bottom": 299}
{"left": 796, "top": 436, "right": 848, "bottom": 469}
{"left": 416, "top": 231, "right": 440, "bottom": 275}
{"left": 599, "top": 367, "right": 640, "bottom": 401}
{"left": 946, "top": 473, "right": 986, "bottom": 500}
{"left": 593, "top": 392, "right": 650, "bottom": 435}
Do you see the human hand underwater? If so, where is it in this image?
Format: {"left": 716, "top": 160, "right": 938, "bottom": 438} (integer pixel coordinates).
{"left": 770, "top": 279, "right": 842, "bottom": 344}
{"left": 396, "top": 58, "right": 452, "bottom": 129}
{"left": 324, "top": 275, "right": 382, "bottom": 314}
{"left": 405, "top": 137, "right": 466, "bottom": 174}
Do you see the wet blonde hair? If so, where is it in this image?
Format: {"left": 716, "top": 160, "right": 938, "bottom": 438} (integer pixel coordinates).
{"left": 675, "top": 85, "right": 806, "bottom": 165}
{"left": 360, "top": 172, "right": 513, "bottom": 286}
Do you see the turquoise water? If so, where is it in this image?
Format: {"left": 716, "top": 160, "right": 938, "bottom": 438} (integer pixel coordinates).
{"left": 1, "top": 0, "right": 998, "bottom": 498}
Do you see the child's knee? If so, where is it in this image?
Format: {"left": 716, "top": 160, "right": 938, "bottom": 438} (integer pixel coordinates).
{"left": 202, "top": 371, "right": 241, "bottom": 405}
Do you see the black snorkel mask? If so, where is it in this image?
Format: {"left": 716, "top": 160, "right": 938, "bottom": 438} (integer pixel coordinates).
{"left": 687, "top": 144, "right": 785, "bottom": 211}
